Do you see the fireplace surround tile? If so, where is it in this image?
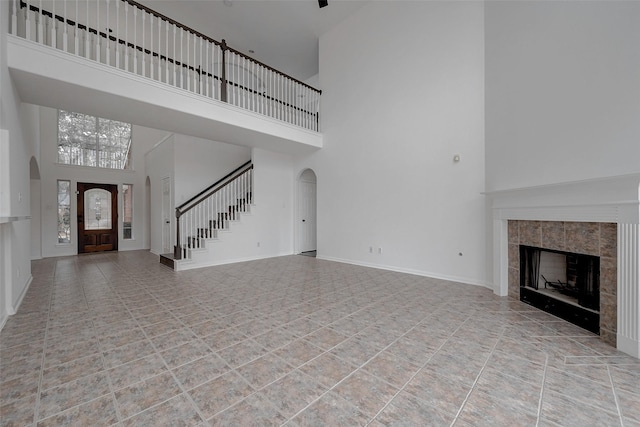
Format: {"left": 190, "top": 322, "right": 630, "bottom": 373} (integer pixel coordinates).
{"left": 508, "top": 244, "right": 519, "bottom": 269}
{"left": 508, "top": 220, "right": 519, "bottom": 244}
{"left": 541, "top": 222, "right": 566, "bottom": 252}
{"left": 600, "top": 257, "right": 617, "bottom": 296}
{"left": 519, "top": 221, "right": 542, "bottom": 247}
{"left": 508, "top": 220, "right": 617, "bottom": 348}
{"left": 600, "top": 223, "right": 617, "bottom": 259}
{"left": 565, "top": 222, "right": 600, "bottom": 255}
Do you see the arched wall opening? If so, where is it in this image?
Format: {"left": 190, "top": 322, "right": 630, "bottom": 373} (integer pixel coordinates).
{"left": 29, "top": 156, "right": 42, "bottom": 259}
{"left": 296, "top": 168, "right": 317, "bottom": 256}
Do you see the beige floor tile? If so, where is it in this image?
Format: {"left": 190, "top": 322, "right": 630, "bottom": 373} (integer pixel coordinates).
{"left": 1, "top": 252, "right": 638, "bottom": 426}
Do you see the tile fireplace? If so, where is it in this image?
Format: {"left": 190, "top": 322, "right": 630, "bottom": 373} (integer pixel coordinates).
{"left": 489, "top": 173, "right": 640, "bottom": 358}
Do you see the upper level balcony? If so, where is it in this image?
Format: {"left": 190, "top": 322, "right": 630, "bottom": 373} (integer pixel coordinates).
{"left": 7, "top": 0, "right": 323, "bottom": 154}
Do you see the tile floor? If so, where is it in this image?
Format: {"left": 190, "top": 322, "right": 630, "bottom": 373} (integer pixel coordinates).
{"left": 1, "top": 251, "right": 640, "bottom": 426}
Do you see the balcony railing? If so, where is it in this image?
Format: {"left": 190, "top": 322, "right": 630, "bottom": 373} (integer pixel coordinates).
{"left": 10, "top": 0, "right": 321, "bottom": 132}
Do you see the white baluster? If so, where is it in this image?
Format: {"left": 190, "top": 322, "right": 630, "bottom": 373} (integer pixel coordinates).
{"left": 241, "top": 56, "right": 245, "bottom": 109}
{"left": 124, "top": 1, "right": 129, "bottom": 70}
{"left": 187, "top": 31, "right": 191, "bottom": 92}
{"left": 62, "top": 0, "right": 68, "bottom": 51}
{"left": 228, "top": 53, "right": 233, "bottom": 105}
{"left": 95, "top": 0, "right": 101, "bottom": 62}
{"left": 172, "top": 25, "right": 177, "bottom": 86}
{"left": 85, "top": 0, "right": 90, "bottom": 58}
{"left": 157, "top": 15, "right": 162, "bottom": 81}
{"left": 74, "top": 0, "right": 79, "bottom": 54}
{"left": 257, "top": 64, "right": 262, "bottom": 115}
{"left": 50, "top": 0, "right": 56, "bottom": 48}
{"left": 193, "top": 32, "right": 198, "bottom": 93}
{"left": 37, "top": 0, "right": 44, "bottom": 43}
{"left": 205, "top": 39, "right": 210, "bottom": 97}
{"left": 141, "top": 11, "right": 146, "bottom": 76}
{"left": 199, "top": 36, "right": 204, "bottom": 95}
{"left": 166, "top": 20, "right": 170, "bottom": 84}
{"left": 149, "top": 14, "right": 154, "bottom": 79}
{"left": 24, "top": 0, "right": 32, "bottom": 40}
{"left": 133, "top": 6, "right": 138, "bottom": 74}
{"left": 105, "top": 0, "right": 110, "bottom": 65}
{"left": 180, "top": 28, "right": 185, "bottom": 89}
{"left": 114, "top": 0, "right": 119, "bottom": 67}
{"left": 11, "top": 0, "right": 17, "bottom": 36}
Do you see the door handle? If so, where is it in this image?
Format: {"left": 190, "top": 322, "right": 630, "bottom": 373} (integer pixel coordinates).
{"left": 302, "top": 219, "right": 306, "bottom": 222}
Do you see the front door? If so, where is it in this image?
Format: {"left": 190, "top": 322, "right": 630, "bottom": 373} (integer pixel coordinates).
{"left": 77, "top": 183, "right": 118, "bottom": 253}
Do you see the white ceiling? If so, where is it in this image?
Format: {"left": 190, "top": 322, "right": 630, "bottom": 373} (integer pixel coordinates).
{"left": 136, "top": 0, "right": 369, "bottom": 83}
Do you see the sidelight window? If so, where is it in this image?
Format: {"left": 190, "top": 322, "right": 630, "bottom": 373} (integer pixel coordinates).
{"left": 57, "top": 180, "right": 71, "bottom": 244}
{"left": 123, "top": 184, "right": 133, "bottom": 239}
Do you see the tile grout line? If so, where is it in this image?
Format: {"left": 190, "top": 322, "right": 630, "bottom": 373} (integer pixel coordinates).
{"left": 448, "top": 316, "right": 506, "bottom": 426}
{"left": 364, "top": 311, "right": 473, "bottom": 427}
{"left": 114, "top": 285, "right": 214, "bottom": 427}
{"left": 31, "top": 259, "right": 57, "bottom": 425}
{"left": 606, "top": 365, "right": 625, "bottom": 427}
{"left": 282, "top": 299, "right": 461, "bottom": 425}
{"left": 534, "top": 351, "right": 550, "bottom": 427}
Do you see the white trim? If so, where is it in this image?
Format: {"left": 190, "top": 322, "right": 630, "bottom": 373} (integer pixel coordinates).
{"left": 488, "top": 174, "right": 640, "bottom": 358}
{"left": 8, "top": 275, "right": 33, "bottom": 315}
{"left": 317, "top": 255, "right": 490, "bottom": 289}
{"left": 175, "top": 252, "right": 292, "bottom": 271}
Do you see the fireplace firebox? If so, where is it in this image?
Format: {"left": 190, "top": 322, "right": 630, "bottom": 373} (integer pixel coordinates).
{"left": 520, "top": 245, "right": 600, "bottom": 334}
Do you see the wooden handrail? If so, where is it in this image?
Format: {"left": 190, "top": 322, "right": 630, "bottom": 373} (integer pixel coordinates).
{"left": 18, "top": 0, "right": 321, "bottom": 117}
{"left": 122, "top": 0, "right": 321, "bottom": 93}
{"left": 176, "top": 161, "right": 253, "bottom": 217}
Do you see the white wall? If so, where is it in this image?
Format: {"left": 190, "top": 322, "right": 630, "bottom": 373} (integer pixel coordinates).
{"left": 145, "top": 134, "right": 175, "bottom": 255}
{"left": 173, "top": 135, "right": 250, "bottom": 205}
{"left": 37, "top": 106, "right": 168, "bottom": 258}
{"left": 485, "top": 1, "right": 640, "bottom": 192}
{"left": 295, "top": 1, "right": 486, "bottom": 286}
{"left": 0, "top": 0, "right": 35, "bottom": 323}
{"left": 184, "top": 147, "right": 294, "bottom": 269}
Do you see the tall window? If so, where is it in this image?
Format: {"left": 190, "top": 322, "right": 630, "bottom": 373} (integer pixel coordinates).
{"left": 57, "top": 110, "right": 132, "bottom": 169}
{"left": 57, "top": 180, "right": 71, "bottom": 244}
{"left": 123, "top": 184, "right": 133, "bottom": 239}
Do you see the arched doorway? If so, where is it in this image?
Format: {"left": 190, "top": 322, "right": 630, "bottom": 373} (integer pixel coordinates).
{"left": 29, "top": 156, "right": 42, "bottom": 259}
{"left": 297, "top": 169, "right": 317, "bottom": 256}
{"left": 145, "top": 176, "right": 151, "bottom": 250}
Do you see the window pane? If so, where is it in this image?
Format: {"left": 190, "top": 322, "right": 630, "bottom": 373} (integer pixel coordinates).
{"left": 123, "top": 184, "right": 133, "bottom": 239}
{"left": 57, "top": 180, "right": 71, "bottom": 244}
{"left": 84, "top": 189, "right": 112, "bottom": 230}
{"left": 58, "top": 110, "right": 131, "bottom": 170}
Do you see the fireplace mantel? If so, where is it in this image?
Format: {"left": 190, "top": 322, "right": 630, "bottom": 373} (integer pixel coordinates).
{"left": 487, "top": 173, "right": 640, "bottom": 358}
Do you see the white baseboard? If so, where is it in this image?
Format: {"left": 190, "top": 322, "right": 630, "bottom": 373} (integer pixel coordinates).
{"left": 8, "top": 274, "right": 33, "bottom": 315}
{"left": 176, "top": 252, "right": 293, "bottom": 271}
{"left": 316, "top": 255, "right": 490, "bottom": 289}
{"left": 0, "top": 313, "right": 7, "bottom": 332}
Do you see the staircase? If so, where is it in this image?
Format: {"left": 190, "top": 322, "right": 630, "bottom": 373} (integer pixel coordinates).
{"left": 160, "top": 161, "right": 253, "bottom": 270}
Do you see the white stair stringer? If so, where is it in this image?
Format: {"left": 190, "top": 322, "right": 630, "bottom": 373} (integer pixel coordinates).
{"left": 174, "top": 204, "right": 280, "bottom": 271}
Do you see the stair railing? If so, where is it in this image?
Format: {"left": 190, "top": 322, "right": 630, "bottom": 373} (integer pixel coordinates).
{"left": 174, "top": 161, "right": 253, "bottom": 260}
{"left": 11, "top": 0, "right": 321, "bottom": 131}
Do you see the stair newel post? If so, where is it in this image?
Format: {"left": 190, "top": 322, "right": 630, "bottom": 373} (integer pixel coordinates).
{"left": 175, "top": 208, "right": 182, "bottom": 259}
{"left": 220, "top": 39, "right": 228, "bottom": 103}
